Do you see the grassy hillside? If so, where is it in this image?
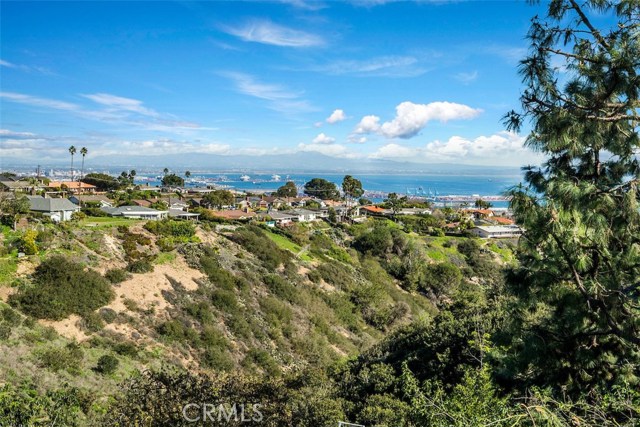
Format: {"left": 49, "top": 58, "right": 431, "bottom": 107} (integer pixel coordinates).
{"left": 0, "top": 216, "right": 518, "bottom": 424}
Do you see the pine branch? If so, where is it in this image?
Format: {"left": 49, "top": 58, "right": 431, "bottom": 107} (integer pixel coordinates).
{"left": 568, "top": 0, "right": 610, "bottom": 50}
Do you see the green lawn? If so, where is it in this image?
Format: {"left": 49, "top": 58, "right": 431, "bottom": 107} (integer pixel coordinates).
{"left": 80, "top": 217, "right": 144, "bottom": 228}
{"left": 0, "top": 258, "right": 18, "bottom": 286}
{"left": 265, "top": 231, "right": 313, "bottom": 262}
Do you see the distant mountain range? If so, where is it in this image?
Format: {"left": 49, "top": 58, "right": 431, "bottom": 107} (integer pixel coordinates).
{"left": 1, "top": 151, "right": 524, "bottom": 176}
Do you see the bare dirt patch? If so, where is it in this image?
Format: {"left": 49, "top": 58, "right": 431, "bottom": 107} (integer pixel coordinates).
{"left": 107, "top": 256, "right": 203, "bottom": 314}
{"left": 40, "top": 314, "right": 89, "bottom": 342}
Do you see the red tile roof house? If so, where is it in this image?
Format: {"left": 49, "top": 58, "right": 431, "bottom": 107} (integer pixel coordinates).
{"left": 47, "top": 181, "right": 97, "bottom": 194}
{"left": 492, "top": 216, "right": 515, "bottom": 225}
{"left": 131, "top": 199, "right": 152, "bottom": 208}
{"left": 361, "top": 206, "right": 389, "bottom": 216}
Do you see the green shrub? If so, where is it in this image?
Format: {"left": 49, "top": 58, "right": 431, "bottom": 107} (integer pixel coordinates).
{"left": 201, "top": 347, "right": 234, "bottom": 371}
{"left": 79, "top": 311, "right": 105, "bottom": 333}
{"left": 99, "top": 307, "right": 118, "bottom": 323}
{"left": 200, "top": 257, "right": 236, "bottom": 290}
{"left": 10, "top": 256, "right": 114, "bottom": 320}
{"left": 144, "top": 220, "right": 196, "bottom": 238}
{"left": 113, "top": 342, "right": 138, "bottom": 357}
{"left": 0, "top": 324, "right": 11, "bottom": 340}
{"left": 210, "top": 290, "right": 238, "bottom": 313}
{"left": 264, "top": 274, "right": 298, "bottom": 303}
{"left": 127, "top": 259, "right": 154, "bottom": 273}
{"left": 19, "top": 230, "right": 38, "bottom": 255}
{"left": 1, "top": 306, "right": 22, "bottom": 327}
{"left": 316, "top": 261, "right": 355, "bottom": 290}
{"left": 420, "top": 262, "right": 462, "bottom": 297}
{"left": 36, "top": 343, "right": 83, "bottom": 373}
{"left": 229, "top": 226, "right": 292, "bottom": 269}
{"left": 95, "top": 354, "right": 119, "bottom": 375}
{"left": 104, "top": 268, "right": 130, "bottom": 284}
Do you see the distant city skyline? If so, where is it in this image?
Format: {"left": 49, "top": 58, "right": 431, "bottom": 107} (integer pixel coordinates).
{"left": 0, "top": 1, "right": 613, "bottom": 167}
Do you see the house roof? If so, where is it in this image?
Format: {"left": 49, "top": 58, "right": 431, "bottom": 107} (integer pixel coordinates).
{"left": 362, "top": 206, "right": 386, "bottom": 213}
{"left": 289, "top": 208, "right": 317, "bottom": 215}
{"left": 131, "top": 199, "right": 152, "bottom": 207}
{"left": 473, "top": 225, "right": 522, "bottom": 233}
{"left": 493, "top": 217, "right": 515, "bottom": 225}
{"left": 169, "top": 208, "right": 200, "bottom": 218}
{"left": 0, "top": 180, "right": 36, "bottom": 190}
{"left": 266, "top": 211, "right": 297, "bottom": 220}
{"left": 27, "top": 196, "right": 79, "bottom": 212}
{"left": 70, "top": 195, "right": 112, "bottom": 203}
{"left": 48, "top": 181, "right": 96, "bottom": 189}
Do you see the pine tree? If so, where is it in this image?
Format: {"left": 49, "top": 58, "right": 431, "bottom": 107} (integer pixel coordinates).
{"left": 500, "top": 0, "right": 640, "bottom": 393}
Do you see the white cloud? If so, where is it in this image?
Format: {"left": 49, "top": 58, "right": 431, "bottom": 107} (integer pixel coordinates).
{"left": 370, "top": 131, "right": 543, "bottom": 166}
{"left": 312, "top": 133, "right": 335, "bottom": 144}
{"left": 222, "top": 19, "right": 324, "bottom": 47}
{"left": 82, "top": 93, "right": 160, "bottom": 117}
{"left": 355, "top": 101, "right": 482, "bottom": 139}
{"left": 0, "top": 91, "right": 201, "bottom": 132}
{"left": 297, "top": 142, "right": 356, "bottom": 158}
{"left": 0, "top": 59, "right": 55, "bottom": 75}
{"left": 315, "top": 55, "right": 426, "bottom": 77}
{"left": 0, "top": 91, "right": 79, "bottom": 111}
{"left": 454, "top": 71, "right": 478, "bottom": 84}
{"left": 348, "top": 135, "right": 367, "bottom": 144}
{"left": 354, "top": 115, "right": 381, "bottom": 134}
{"left": 326, "top": 109, "right": 346, "bottom": 124}
{"left": 223, "top": 72, "right": 316, "bottom": 114}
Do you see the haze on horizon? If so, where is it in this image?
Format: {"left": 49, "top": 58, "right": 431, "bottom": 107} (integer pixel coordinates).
{"left": 2, "top": 0, "right": 613, "bottom": 169}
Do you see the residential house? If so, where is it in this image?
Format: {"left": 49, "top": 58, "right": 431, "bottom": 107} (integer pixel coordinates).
{"left": 259, "top": 211, "right": 297, "bottom": 226}
{"left": 262, "top": 196, "right": 289, "bottom": 209}
{"left": 469, "top": 209, "right": 494, "bottom": 220}
{"left": 0, "top": 178, "right": 41, "bottom": 193}
{"left": 361, "top": 206, "right": 389, "bottom": 217}
{"left": 398, "top": 207, "right": 433, "bottom": 216}
{"left": 470, "top": 225, "right": 523, "bottom": 239}
{"left": 169, "top": 208, "right": 200, "bottom": 221}
{"left": 26, "top": 196, "right": 80, "bottom": 222}
{"left": 492, "top": 216, "right": 515, "bottom": 226}
{"left": 47, "top": 181, "right": 97, "bottom": 194}
{"left": 288, "top": 208, "right": 318, "bottom": 222}
{"left": 131, "top": 199, "right": 152, "bottom": 208}
{"left": 101, "top": 206, "right": 168, "bottom": 220}
{"left": 68, "top": 194, "right": 113, "bottom": 207}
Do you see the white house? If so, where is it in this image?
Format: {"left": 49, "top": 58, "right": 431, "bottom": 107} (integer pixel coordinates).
{"left": 27, "top": 196, "right": 80, "bottom": 222}
{"left": 470, "top": 225, "right": 523, "bottom": 239}
{"left": 288, "top": 208, "right": 318, "bottom": 222}
{"left": 68, "top": 194, "right": 113, "bottom": 207}
{"left": 101, "top": 206, "right": 168, "bottom": 220}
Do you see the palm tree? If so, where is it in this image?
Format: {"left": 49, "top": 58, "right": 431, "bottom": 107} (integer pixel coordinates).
{"left": 185, "top": 171, "right": 191, "bottom": 178}
{"left": 79, "top": 147, "right": 88, "bottom": 190}
{"left": 68, "top": 146, "right": 77, "bottom": 181}
{"left": 163, "top": 168, "right": 169, "bottom": 175}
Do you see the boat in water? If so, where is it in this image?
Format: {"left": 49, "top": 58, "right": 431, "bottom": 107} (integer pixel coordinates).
{"left": 271, "top": 174, "right": 281, "bottom": 182}
{"left": 240, "top": 175, "right": 251, "bottom": 182}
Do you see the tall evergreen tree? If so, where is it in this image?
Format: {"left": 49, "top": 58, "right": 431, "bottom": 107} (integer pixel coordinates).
{"left": 500, "top": 0, "right": 640, "bottom": 393}
{"left": 342, "top": 175, "right": 364, "bottom": 207}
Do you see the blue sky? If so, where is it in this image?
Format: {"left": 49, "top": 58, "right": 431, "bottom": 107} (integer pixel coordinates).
{"left": 1, "top": 1, "right": 561, "bottom": 167}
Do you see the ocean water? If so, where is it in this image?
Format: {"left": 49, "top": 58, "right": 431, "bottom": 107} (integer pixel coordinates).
{"left": 138, "top": 172, "right": 523, "bottom": 208}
